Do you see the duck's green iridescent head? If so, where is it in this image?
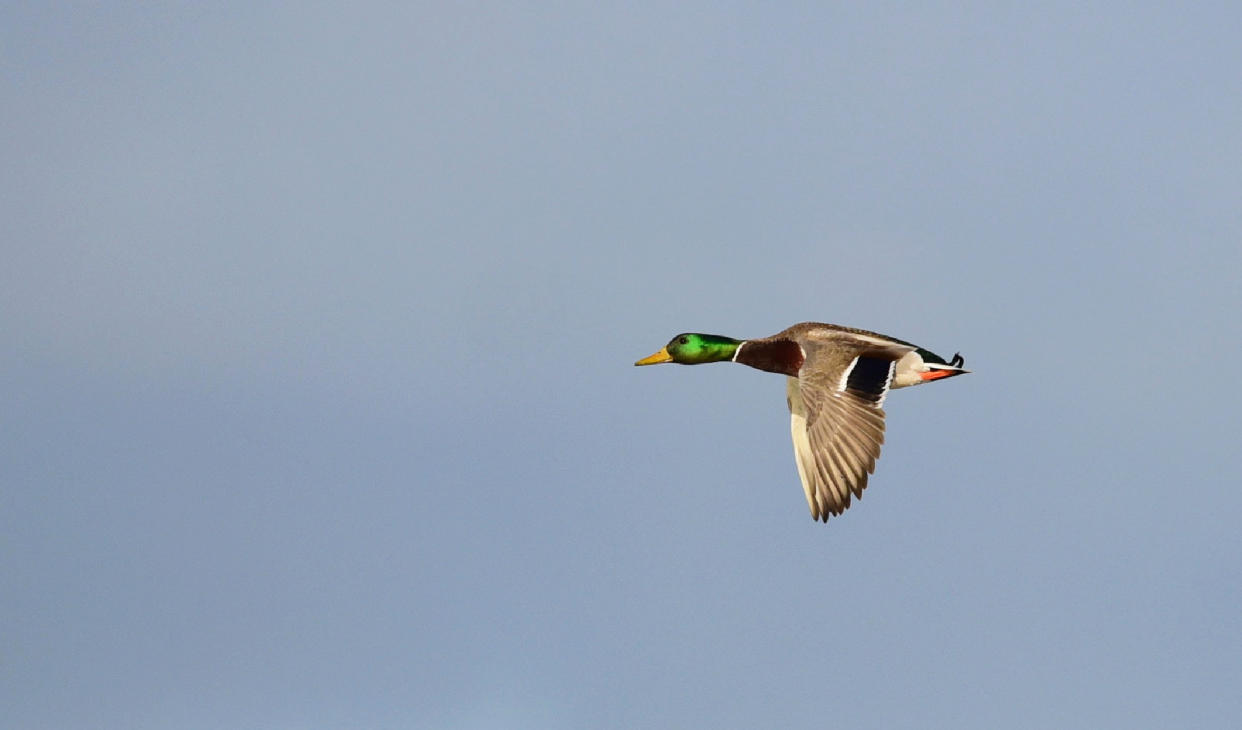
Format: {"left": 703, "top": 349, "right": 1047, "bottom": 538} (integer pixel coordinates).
{"left": 635, "top": 333, "right": 742, "bottom": 366}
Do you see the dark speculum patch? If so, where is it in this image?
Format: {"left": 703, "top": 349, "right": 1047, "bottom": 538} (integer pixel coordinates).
{"left": 846, "top": 356, "right": 894, "bottom": 404}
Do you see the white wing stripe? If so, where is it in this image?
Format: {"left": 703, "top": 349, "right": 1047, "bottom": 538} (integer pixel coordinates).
{"left": 875, "top": 360, "right": 896, "bottom": 408}
{"left": 836, "top": 356, "right": 859, "bottom": 393}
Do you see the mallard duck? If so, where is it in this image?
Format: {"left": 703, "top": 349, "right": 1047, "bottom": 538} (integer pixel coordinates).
{"left": 635, "top": 322, "right": 968, "bottom": 522}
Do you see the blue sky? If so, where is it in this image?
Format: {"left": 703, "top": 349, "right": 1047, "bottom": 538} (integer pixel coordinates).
{"left": 4, "top": 3, "right": 1241, "bottom": 728}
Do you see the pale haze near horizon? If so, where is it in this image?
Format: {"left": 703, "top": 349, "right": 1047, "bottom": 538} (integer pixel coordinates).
{"left": 3, "top": 3, "right": 1241, "bottom": 728}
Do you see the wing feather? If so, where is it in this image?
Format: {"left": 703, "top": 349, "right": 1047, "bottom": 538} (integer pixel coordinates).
{"left": 785, "top": 336, "right": 909, "bottom": 521}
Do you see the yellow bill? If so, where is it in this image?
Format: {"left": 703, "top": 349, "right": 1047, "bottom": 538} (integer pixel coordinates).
{"left": 634, "top": 347, "right": 673, "bottom": 366}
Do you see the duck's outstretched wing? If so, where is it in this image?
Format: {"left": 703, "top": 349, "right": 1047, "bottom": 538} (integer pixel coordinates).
{"left": 786, "top": 337, "right": 912, "bottom": 521}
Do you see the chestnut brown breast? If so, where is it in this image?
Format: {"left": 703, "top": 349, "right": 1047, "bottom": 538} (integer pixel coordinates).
{"left": 735, "top": 338, "right": 804, "bottom": 376}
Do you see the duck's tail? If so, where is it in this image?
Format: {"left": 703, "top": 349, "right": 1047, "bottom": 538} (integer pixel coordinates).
{"left": 918, "top": 352, "right": 969, "bottom": 382}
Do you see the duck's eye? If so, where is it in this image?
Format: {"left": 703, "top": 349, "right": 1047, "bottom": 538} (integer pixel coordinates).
{"left": 678, "top": 337, "right": 689, "bottom": 345}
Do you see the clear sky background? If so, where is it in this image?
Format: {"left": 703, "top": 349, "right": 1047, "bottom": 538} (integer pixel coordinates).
{"left": 4, "top": 3, "right": 1241, "bottom": 728}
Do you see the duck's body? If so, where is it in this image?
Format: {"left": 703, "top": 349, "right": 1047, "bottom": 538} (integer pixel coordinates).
{"left": 636, "top": 322, "right": 968, "bottom": 522}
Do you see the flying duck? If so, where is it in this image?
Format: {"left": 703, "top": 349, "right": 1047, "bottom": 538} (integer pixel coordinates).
{"left": 635, "top": 322, "right": 968, "bottom": 522}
